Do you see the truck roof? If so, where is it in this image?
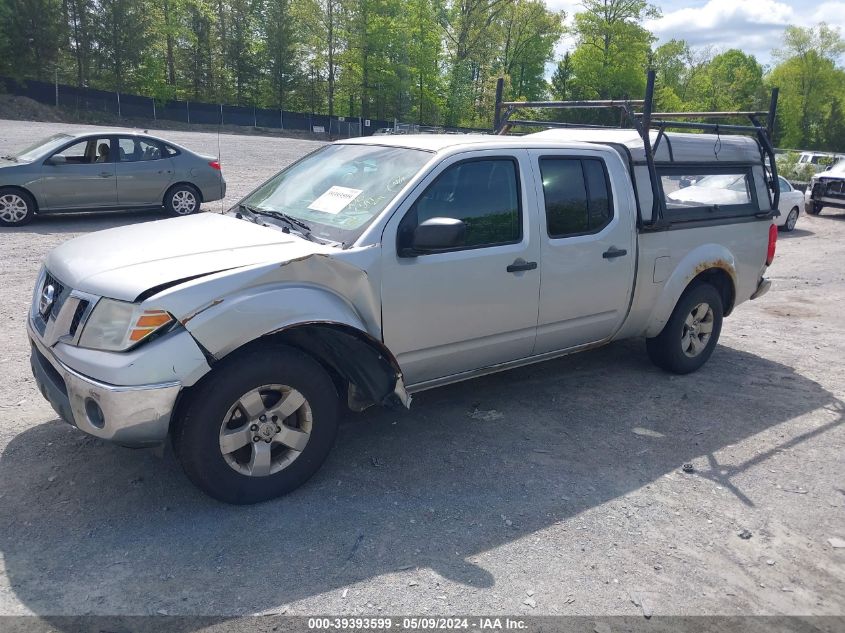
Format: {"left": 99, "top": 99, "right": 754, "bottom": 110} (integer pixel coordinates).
{"left": 342, "top": 128, "right": 764, "bottom": 165}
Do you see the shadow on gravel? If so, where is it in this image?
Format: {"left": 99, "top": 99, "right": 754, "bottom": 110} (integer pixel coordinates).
{"left": 3, "top": 208, "right": 221, "bottom": 235}
{"left": 815, "top": 209, "right": 845, "bottom": 221}
{"left": 1, "top": 339, "right": 842, "bottom": 618}
{"left": 779, "top": 228, "right": 814, "bottom": 239}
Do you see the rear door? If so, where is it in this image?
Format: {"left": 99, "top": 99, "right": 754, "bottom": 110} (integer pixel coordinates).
{"left": 381, "top": 150, "right": 541, "bottom": 386}
{"left": 527, "top": 149, "right": 636, "bottom": 355}
{"left": 115, "top": 136, "right": 175, "bottom": 206}
{"left": 40, "top": 136, "right": 117, "bottom": 210}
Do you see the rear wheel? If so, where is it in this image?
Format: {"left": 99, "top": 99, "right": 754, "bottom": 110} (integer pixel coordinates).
{"left": 780, "top": 207, "right": 799, "bottom": 232}
{"left": 808, "top": 201, "right": 822, "bottom": 215}
{"left": 173, "top": 345, "right": 339, "bottom": 504}
{"left": 0, "top": 188, "right": 35, "bottom": 226}
{"left": 646, "top": 283, "right": 724, "bottom": 374}
{"left": 164, "top": 184, "right": 201, "bottom": 216}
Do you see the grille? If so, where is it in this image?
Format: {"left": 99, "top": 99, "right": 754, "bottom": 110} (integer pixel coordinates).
{"left": 69, "top": 299, "right": 90, "bottom": 337}
{"left": 41, "top": 272, "right": 65, "bottom": 321}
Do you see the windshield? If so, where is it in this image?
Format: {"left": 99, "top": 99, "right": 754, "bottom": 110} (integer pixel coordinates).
{"left": 238, "top": 143, "right": 432, "bottom": 244}
{"left": 11, "top": 133, "right": 73, "bottom": 162}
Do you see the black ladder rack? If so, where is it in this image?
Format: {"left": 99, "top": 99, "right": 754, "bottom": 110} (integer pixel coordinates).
{"left": 493, "top": 70, "right": 780, "bottom": 227}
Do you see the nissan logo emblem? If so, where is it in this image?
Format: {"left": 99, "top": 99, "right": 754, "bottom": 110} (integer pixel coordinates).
{"left": 39, "top": 283, "right": 55, "bottom": 318}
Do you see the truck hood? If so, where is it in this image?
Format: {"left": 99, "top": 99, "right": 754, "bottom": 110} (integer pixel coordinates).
{"left": 45, "top": 213, "right": 326, "bottom": 301}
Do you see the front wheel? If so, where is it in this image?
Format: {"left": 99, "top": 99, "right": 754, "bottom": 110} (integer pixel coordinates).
{"left": 646, "top": 283, "right": 724, "bottom": 374}
{"left": 0, "top": 188, "right": 36, "bottom": 226}
{"left": 807, "top": 201, "right": 822, "bottom": 215}
{"left": 173, "top": 345, "right": 339, "bottom": 504}
{"left": 164, "top": 184, "right": 201, "bottom": 216}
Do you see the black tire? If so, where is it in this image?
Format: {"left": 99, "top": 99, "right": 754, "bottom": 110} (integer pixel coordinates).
{"left": 808, "top": 201, "right": 822, "bottom": 215}
{"left": 779, "top": 207, "right": 799, "bottom": 232}
{"left": 173, "top": 345, "right": 339, "bottom": 504}
{"left": 164, "top": 183, "right": 201, "bottom": 216}
{"left": 646, "top": 283, "right": 724, "bottom": 375}
{"left": 0, "top": 187, "right": 36, "bottom": 226}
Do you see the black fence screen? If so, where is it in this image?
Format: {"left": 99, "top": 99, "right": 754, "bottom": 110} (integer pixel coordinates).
{"left": 0, "top": 76, "right": 391, "bottom": 136}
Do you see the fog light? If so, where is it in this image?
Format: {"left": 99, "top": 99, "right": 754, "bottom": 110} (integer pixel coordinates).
{"left": 85, "top": 398, "right": 105, "bottom": 429}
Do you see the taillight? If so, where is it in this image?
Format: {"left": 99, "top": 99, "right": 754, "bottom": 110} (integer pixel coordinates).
{"left": 766, "top": 223, "right": 777, "bottom": 265}
{"left": 209, "top": 160, "right": 221, "bottom": 170}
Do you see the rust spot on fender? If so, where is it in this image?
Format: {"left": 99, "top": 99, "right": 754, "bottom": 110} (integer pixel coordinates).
{"left": 690, "top": 259, "right": 736, "bottom": 283}
{"left": 180, "top": 299, "right": 224, "bottom": 326}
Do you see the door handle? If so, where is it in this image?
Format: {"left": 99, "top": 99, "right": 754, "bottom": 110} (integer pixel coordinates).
{"left": 602, "top": 247, "right": 627, "bottom": 259}
{"left": 507, "top": 259, "right": 538, "bottom": 273}
{"left": 99, "top": 171, "right": 113, "bottom": 178}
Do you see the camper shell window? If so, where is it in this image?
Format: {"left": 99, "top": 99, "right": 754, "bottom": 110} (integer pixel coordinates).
{"left": 656, "top": 164, "right": 760, "bottom": 222}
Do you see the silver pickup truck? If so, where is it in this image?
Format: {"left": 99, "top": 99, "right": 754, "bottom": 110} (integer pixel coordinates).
{"left": 27, "top": 89, "right": 781, "bottom": 503}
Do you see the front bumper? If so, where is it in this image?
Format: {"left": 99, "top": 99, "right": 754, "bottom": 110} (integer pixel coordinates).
{"left": 29, "top": 324, "right": 180, "bottom": 447}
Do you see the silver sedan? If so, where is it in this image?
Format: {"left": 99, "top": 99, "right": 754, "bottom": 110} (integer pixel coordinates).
{"left": 0, "top": 131, "right": 226, "bottom": 226}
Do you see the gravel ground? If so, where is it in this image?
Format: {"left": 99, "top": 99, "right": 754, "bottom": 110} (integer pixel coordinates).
{"left": 0, "top": 119, "right": 843, "bottom": 622}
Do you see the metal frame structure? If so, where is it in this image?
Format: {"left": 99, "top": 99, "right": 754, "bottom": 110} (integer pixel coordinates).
{"left": 493, "top": 70, "right": 780, "bottom": 229}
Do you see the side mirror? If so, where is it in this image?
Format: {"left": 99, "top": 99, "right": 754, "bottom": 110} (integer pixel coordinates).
{"left": 45, "top": 155, "right": 66, "bottom": 166}
{"left": 409, "top": 217, "right": 466, "bottom": 254}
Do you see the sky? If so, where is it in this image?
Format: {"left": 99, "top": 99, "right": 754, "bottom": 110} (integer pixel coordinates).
{"left": 546, "top": 0, "right": 843, "bottom": 68}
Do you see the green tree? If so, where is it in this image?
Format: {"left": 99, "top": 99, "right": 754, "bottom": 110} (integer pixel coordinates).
{"left": 65, "top": 0, "right": 95, "bottom": 87}
{"left": 263, "top": 0, "right": 298, "bottom": 110}
{"left": 688, "top": 49, "right": 764, "bottom": 111}
{"left": 498, "top": 0, "right": 562, "bottom": 101}
{"left": 550, "top": 51, "right": 573, "bottom": 99}
{"left": 96, "top": 0, "right": 149, "bottom": 93}
{"left": 771, "top": 23, "right": 845, "bottom": 147}
{"left": 568, "top": 0, "right": 660, "bottom": 100}
{"left": 441, "top": 0, "right": 516, "bottom": 126}
{"left": 5, "top": 0, "right": 65, "bottom": 81}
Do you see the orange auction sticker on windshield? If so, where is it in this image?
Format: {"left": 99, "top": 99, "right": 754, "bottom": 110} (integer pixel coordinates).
{"left": 308, "top": 186, "right": 363, "bottom": 214}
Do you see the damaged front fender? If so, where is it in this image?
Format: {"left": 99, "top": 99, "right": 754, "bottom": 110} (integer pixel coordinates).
{"left": 149, "top": 251, "right": 410, "bottom": 409}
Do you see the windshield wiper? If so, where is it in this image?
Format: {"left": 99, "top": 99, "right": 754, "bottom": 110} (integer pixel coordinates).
{"left": 238, "top": 203, "right": 314, "bottom": 238}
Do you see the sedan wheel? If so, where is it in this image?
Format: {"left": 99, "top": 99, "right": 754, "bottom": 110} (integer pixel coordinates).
{"left": 165, "top": 185, "right": 200, "bottom": 216}
{"left": 0, "top": 190, "right": 35, "bottom": 226}
{"left": 784, "top": 207, "right": 799, "bottom": 232}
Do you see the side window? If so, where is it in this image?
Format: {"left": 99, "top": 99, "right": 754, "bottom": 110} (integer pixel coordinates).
{"left": 162, "top": 144, "right": 180, "bottom": 157}
{"left": 400, "top": 158, "right": 521, "bottom": 250}
{"left": 117, "top": 138, "right": 137, "bottom": 162}
{"left": 540, "top": 158, "right": 613, "bottom": 238}
{"left": 659, "top": 168, "right": 758, "bottom": 218}
{"left": 117, "top": 137, "right": 163, "bottom": 162}
{"left": 51, "top": 138, "right": 111, "bottom": 164}
{"left": 778, "top": 177, "right": 792, "bottom": 192}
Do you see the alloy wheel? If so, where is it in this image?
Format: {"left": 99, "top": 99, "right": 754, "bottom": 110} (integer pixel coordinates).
{"left": 0, "top": 193, "right": 29, "bottom": 223}
{"left": 681, "top": 302, "right": 714, "bottom": 358}
{"left": 218, "top": 384, "right": 313, "bottom": 477}
{"left": 172, "top": 190, "right": 197, "bottom": 215}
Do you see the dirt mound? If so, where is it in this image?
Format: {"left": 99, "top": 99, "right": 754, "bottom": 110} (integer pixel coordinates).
{"left": 0, "top": 94, "right": 65, "bottom": 122}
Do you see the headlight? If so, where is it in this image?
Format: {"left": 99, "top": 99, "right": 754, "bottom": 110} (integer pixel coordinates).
{"left": 78, "top": 299, "right": 174, "bottom": 351}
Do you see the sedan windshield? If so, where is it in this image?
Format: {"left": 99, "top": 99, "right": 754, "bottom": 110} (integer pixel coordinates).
{"left": 238, "top": 143, "right": 432, "bottom": 244}
{"left": 12, "top": 133, "right": 73, "bottom": 162}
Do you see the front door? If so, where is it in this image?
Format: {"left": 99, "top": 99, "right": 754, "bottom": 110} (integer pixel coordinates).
{"left": 528, "top": 149, "right": 636, "bottom": 355}
{"left": 115, "top": 136, "right": 175, "bottom": 206}
{"left": 40, "top": 136, "right": 117, "bottom": 210}
{"left": 381, "top": 150, "right": 541, "bottom": 386}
